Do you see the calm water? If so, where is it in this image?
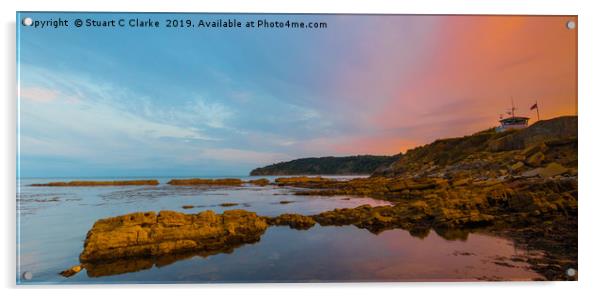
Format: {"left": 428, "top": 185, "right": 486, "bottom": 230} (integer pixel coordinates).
{"left": 17, "top": 176, "right": 544, "bottom": 283}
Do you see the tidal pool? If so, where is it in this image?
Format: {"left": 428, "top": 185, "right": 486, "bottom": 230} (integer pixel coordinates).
{"left": 17, "top": 177, "right": 544, "bottom": 283}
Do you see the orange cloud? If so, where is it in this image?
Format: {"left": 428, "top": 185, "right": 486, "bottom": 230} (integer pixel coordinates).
{"left": 366, "top": 16, "right": 577, "bottom": 152}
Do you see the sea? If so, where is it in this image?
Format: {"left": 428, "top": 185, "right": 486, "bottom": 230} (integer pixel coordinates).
{"left": 16, "top": 176, "right": 545, "bottom": 283}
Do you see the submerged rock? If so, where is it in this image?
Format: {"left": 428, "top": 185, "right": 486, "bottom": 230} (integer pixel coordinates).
{"left": 219, "top": 203, "right": 239, "bottom": 207}
{"left": 167, "top": 178, "right": 243, "bottom": 186}
{"left": 267, "top": 213, "right": 316, "bottom": 230}
{"left": 247, "top": 178, "right": 270, "bottom": 186}
{"left": 31, "top": 180, "right": 159, "bottom": 187}
{"left": 59, "top": 265, "right": 82, "bottom": 277}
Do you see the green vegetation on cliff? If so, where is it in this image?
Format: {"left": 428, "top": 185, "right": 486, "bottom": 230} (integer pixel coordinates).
{"left": 250, "top": 155, "right": 399, "bottom": 176}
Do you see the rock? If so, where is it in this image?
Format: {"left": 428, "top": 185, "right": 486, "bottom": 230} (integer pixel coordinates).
{"left": 219, "top": 203, "right": 239, "bottom": 207}
{"left": 247, "top": 178, "right": 270, "bottom": 186}
{"left": 267, "top": 214, "right": 316, "bottom": 229}
{"left": 510, "top": 161, "right": 525, "bottom": 172}
{"left": 274, "top": 176, "right": 333, "bottom": 186}
{"left": 313, "top": 205, "right": 374, "bottom": 226}
{"left": 167, "top": 178, "right": 243, "bottom": 186}
{"left": 508, "top": 193, "right": 536, "bottom": 212}
{"left": 522, "top": 143, "right": 548, "bottom": 157}
{"left": 452, "top": 178, "right": 472, "bottom": 187}
{"left": 514, "top": 154, "right": 526, "bottom": 161}
{"left": 526, "top": 152, "right": 545, "bottom": 167}
{"left": 521, "top": 168, "right": 540, "bottom": 178}
{"left": 386, "top": 179, "right": 408, "bottom": 191}
{"left": 59, "top": 265, "right": 82, "bottom": 277}
{"left": 403, "top": 179, "right": 445, "bottom": 191}
{"left": 539, "top": 163, "right": 569, "bottom": 178}
{"left": 522, "top": 163, "right": 568, "bottom": 178}
{"left": 181, "top": 205, "right": 194, "bottom": 209}
{"left": 474, "top": 179, "right": 501, "bottom": 187}
{"left": 78, "top": 210, "right": 268, "bottom": 263}
{"left": 31, "top": 180, "right": 159, "bottom": 187}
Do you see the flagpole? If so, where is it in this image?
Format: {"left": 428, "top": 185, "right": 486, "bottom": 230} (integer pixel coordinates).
{"left": 536, "top": 100, "right": 540, "bottom": 121}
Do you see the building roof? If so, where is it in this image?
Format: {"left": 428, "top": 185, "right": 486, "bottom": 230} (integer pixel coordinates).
{"left": 500, "top": 117, "right": 530, "bottom": 122}
{"left": 499, "top": 116, "right": 530, "bottom": 124}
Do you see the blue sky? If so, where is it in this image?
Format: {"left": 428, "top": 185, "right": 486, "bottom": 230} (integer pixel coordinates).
{"left": 17, "top": 13, "right": 577, "bottom": 177}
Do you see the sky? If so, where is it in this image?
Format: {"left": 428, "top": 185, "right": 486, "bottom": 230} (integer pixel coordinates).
{"left": 17, "top": 13, "right": 577, "bottom": 177}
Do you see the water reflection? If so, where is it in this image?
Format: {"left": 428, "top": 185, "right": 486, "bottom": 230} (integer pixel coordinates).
{"left": 434, "top": 227, "right": 470, "bottom": 241}
{"left": 84, "top": 242, "right": 257, "bottom": 277}
{"left": 77, "top": 224, "right": 520, "bottom": 279}
{"left": 18, "top": 177, "right": 544, "bottom": 282}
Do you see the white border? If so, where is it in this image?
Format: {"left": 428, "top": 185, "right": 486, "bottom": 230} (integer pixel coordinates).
{"left": 2, "top": 0, "right": 601, "bottom": 296}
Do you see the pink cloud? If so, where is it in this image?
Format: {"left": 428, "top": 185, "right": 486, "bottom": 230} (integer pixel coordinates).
{"left": 20, "top": 86, "right": 59, "bottom": 102}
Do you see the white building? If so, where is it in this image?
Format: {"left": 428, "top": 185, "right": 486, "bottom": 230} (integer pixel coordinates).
{"left": 496, "top": 116, "right": 530, "bottom": 132}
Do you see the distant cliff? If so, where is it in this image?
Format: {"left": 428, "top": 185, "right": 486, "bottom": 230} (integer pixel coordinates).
{"left": 250, "top": 155, "right": 399, "bottom": 176}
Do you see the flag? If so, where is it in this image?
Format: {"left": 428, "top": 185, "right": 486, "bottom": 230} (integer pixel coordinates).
{"left": 530, "top": 103, "right": 538, "bottom": 110}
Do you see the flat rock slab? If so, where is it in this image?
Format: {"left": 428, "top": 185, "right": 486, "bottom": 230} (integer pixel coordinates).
{"left": 79, "top": 209, "right": 268, "bottom": 263}
{"left": 167, "top": 178, "right": 243, "bottom": 186}
{"left": 31, "top": 180, "right": 159, "bottom": 186}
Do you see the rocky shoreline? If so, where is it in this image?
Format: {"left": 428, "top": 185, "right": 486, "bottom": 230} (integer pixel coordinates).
{"left": 63, "top": 175, "right": 576, "bottom": 280}
{"left": 59, "top": 116, "right": 577, "bottom": 280}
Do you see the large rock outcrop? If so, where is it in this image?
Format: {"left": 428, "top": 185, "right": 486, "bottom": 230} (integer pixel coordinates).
{"left": 79, "top": 209, "right": 268, "bottom": 263}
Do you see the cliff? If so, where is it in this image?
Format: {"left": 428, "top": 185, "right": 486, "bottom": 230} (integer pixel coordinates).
{"left": 373, "top": 116, "right": 577, "bottom": 177}
{"left": 250, "top": 155, "right": 399, "bottom": 176}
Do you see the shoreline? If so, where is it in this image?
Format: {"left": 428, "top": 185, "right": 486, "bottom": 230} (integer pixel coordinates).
{"left": 55, "top": 172, "right": 576, "bottom": 281}
{"left": 33, "top": 117, "right": 579, "bottom": 281}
